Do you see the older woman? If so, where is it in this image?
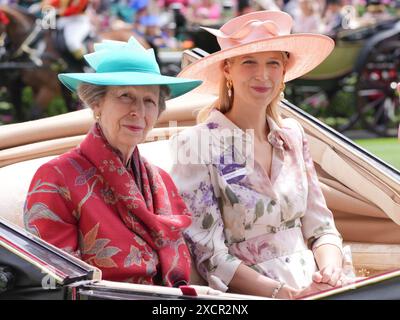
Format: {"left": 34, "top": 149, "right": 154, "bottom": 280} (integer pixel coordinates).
{"left": 24, "top": 37, "right": 201, "bottom": 286}
{"left": 170, "top": 10, "right": 353, "bottom": 298}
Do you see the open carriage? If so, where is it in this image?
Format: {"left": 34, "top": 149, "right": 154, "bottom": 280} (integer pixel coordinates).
{"left": 0, "top": 83, "right": 399, "bottom": 299}
{"left": 286, "top": 17, "right": 400, "bottom": 137}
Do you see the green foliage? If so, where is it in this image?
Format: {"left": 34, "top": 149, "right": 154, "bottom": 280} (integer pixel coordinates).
{"left": 330, "top": 90, "right": 357, "bottom": 118}
{"left": 17, "top": 86, "right": 34, "bottom": 120}
{"left": 0, "top": 85, "right": 73, "bottom": 123}
{"left": 0, "top": 101, "right": 12, "bottom": 112}
{"left": 292, "top": 88, "right": 358, "bottom": 124}
{"left": 355, "top": 4, "right": 367, "bottom": 16}
{"left": 21, "top": 86, "right": 33, "bottom": 106}
{"left": 0, "top": 101, "right": 13, "bottom": 125}
{"left": 45, "top": 97, "right": 68, "bottom": 117}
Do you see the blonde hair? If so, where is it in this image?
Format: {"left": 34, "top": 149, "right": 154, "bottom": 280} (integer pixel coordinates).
{"left": 196, "top": 53, "right": 288, "bottom": 127}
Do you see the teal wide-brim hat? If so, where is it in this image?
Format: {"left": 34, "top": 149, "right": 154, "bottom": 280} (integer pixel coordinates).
{"left": 58, "top": 37, "right": 202, "bottom": 99}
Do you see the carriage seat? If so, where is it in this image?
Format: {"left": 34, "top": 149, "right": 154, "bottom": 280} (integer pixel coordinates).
{"left": 1, "top": 139, "right": 400, "bottom": 283}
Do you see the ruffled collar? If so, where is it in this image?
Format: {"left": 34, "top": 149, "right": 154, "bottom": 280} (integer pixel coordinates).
{"left": 266, "top": 116, "right": 292, "bottom": 151}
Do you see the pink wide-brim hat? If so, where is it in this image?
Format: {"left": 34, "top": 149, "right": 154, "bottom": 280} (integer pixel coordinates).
{"left": 178, "top": 10, "right": 335, "bottom": 95}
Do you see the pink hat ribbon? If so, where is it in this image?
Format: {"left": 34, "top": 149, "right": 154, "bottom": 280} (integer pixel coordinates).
{"left": 200, "top": 10, "right": 294, "bottom": 51}
{"left": 202, "top": 20, "right": 281, "bottom": 49}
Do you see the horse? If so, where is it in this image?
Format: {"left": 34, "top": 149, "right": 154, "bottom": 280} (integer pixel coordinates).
{"left": 0, "top": 5, "right": 151, "bottom": 122}
{"left": 0, "top": 5, "right": 77, "bottom": 121}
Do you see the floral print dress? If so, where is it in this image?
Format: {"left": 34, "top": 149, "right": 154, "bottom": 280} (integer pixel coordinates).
{"left": 169, "top": 110, "right": 343, "bottom": 291}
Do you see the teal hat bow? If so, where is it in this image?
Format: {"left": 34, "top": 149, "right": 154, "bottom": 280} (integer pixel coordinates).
{"left": 58, "top": 37, "right": 202, "bottom": 98}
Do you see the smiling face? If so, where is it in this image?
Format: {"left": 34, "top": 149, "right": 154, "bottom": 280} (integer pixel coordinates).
{"left": 93, "top": 85, "right": 160, "bottom": 156}
{"left": 224, "top": 51, "right": 285, "bottom": 110}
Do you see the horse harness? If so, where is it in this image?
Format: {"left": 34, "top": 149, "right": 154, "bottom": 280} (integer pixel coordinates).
{"left": 0, "top": 11, "right": 67, "bottom": 72}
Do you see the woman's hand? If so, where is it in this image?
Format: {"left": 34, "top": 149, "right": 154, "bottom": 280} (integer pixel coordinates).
{"left": 312, "top": 265, "right": 345, "bottom": 287}
{"left": 276, "top": 281, "right": 334, "bottom": 299}
{"left": 275, "top": 271, "right": 354, "bottom": 300}
{"left": 279, "top": 264, "right": 359, "bottom": 299}
{"left": 291, "top": 281, "right": 335, "bottom": 299}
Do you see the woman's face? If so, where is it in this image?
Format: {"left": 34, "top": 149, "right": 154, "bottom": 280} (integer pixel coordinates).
{"left": 224, "top": 51, "right": 285, "bottom": 108}
{"left": 93, "top": 85, "right": 160, "bottom": 152}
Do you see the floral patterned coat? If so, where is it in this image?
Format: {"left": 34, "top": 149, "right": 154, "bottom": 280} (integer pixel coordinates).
{"left": 24, "top": 124, "right": 192, "bottom": 286}
{"left": 170, "top": 110, "right": 343, "bottom": 291}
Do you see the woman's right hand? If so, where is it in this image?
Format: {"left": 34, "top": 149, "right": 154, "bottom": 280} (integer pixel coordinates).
{"left": 277, "top": 281, "right": 334, "bottom": 299}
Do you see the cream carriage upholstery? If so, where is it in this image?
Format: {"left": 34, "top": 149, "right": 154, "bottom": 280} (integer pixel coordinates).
{"left": 1, "top": 93, "right": 400, "bottom": 281}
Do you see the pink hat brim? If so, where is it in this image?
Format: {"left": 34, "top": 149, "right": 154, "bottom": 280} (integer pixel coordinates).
{"left": 178, "top": 33, "right": 334, "bottom": 95}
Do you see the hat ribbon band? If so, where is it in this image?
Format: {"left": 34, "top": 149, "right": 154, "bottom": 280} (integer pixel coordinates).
{"left": 96, "top": 66, "right": 160, "bottom": 74}
{"left": 225, "top": 20, "right": 279, "bottom": 40}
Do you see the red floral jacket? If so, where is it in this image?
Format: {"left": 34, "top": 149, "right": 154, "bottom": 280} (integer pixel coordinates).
{"left": 24, "top": 124, "right": 192, "bottom": 286}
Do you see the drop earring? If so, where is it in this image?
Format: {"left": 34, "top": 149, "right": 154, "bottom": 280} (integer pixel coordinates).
{"left": 227, "top": 79, "right": 233, "bottom": 98}
{"left": 280, "top": 83, "right": 286, "bottom": 99}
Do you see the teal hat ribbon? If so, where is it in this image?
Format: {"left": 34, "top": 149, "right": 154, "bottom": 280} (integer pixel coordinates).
{"left": 58, "top": 37, "right": 202, "bottom": 98}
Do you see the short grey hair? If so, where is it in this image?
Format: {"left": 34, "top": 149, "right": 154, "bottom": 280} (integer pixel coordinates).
{"left": 77, "top": 84, "right": 170, "bottom": 116}
{"left": 158, "top": 85, "right": 170, "bottom": 114}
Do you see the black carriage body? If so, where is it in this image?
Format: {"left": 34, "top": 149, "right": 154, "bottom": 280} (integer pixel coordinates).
{"left": 0, "top": 218, "right": 96, "bottom": 300}
{"left": 0, "top": 220, "right": 234, "bottom": 300}
{"left": 323, "top": 273, "right": 400, "bottom": 300}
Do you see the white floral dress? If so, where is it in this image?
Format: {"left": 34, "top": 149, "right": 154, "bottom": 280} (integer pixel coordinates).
{"left": 169, "top": 110, "right": 343, "bottom": 291}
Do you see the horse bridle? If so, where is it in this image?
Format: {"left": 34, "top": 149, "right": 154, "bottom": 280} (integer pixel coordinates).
{"left": 0, "top": 8, "right": 44, "bottom": 66}
{"left": 12, "top": 21, "right": 44, "bottom": 66}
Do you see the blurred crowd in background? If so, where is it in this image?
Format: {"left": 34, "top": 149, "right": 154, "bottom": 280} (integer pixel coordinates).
{"left": 2, "top": 0, "right": 400, "bottom": 52}
{"left": 0, "top": 0, "right": 399, "bottom": 132}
